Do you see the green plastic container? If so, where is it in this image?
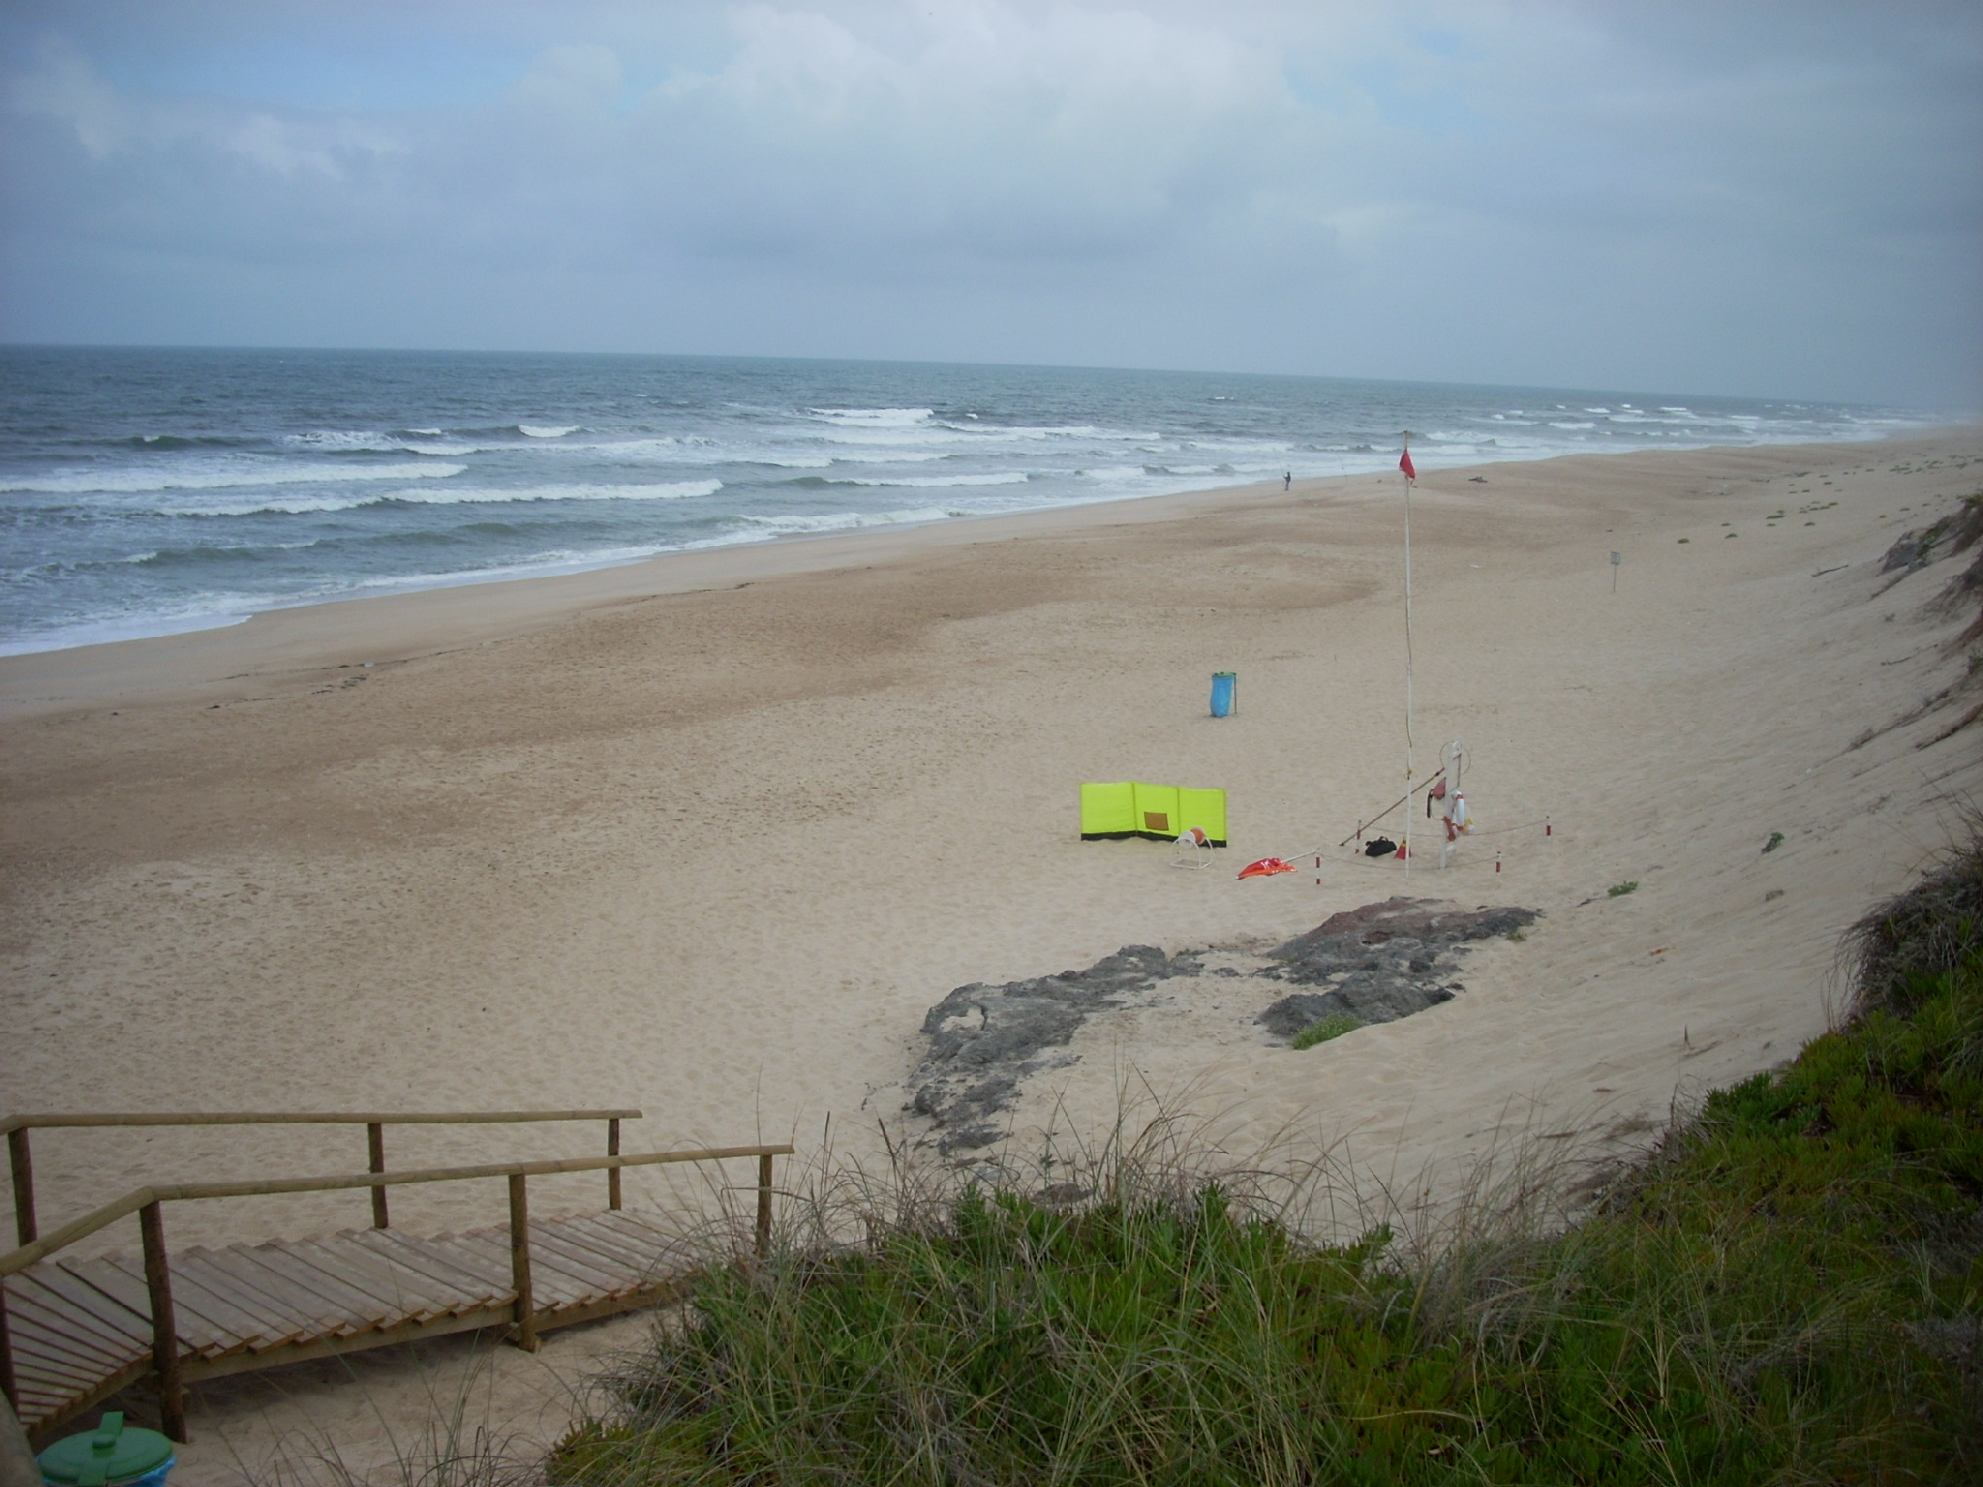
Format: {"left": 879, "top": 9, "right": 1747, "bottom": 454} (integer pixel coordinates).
{"left": 37, "top": 1413, "right": 175, "bottom": 1487}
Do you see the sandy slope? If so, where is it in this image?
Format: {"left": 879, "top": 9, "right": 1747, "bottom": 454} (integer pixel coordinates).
{"left": 3, "top": 431, "right": 1979, "bottom": 1478}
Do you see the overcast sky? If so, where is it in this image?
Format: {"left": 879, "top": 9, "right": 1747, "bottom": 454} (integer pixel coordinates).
{"left": 2, "top": 1, "right": 1978, "bottom": 408}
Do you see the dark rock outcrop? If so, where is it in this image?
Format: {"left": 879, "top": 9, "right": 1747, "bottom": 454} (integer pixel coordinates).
{"left": 911, "top": 945, "right": 1199, "bottom": 1151}
{"left": 907, "top": 898, "right": 1536, "bottom": 1154}
{"left": 1256, "top": 897, "right": 1537, "bottom": 1037}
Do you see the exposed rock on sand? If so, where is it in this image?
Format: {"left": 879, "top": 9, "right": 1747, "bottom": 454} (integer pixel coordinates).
{"left": 912, "top": 944, "right": 1204, "bottom": 1151}
{"left": 1256, "top": 897, "right": 1539, "bottom": 1038}
{"left": 911, "top": 898, "right": 1536, "bottom": 1151}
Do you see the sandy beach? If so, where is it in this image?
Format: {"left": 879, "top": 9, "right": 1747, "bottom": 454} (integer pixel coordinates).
{"left": 5, "top": 431, "right": 1981, "bottom": 1478}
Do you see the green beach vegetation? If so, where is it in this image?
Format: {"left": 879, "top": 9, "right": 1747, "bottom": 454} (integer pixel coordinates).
{"left": 546, "top": 839, "right": 1982, "bottom": 1484}
{"left": 1290, "top": 1013, "right": 1362, "bottom": 1050}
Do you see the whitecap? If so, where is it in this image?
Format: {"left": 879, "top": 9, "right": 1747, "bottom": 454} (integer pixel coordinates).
{"left": 161, "top": 479, "right": 721, "bottom": 518}
{"left": 805, "top": 407, "right": 933, "bottom": 426}
{"left": 283, "top": 429, "right": 397, "bottom": 451}
{"left": 286, "top": 429, "right": 480, "bottom": 456}
{"left": 395, "top": 479, "right": 724, "bottom": 504}
{"left": 518, "top": 424, "right": 580, "bottom": 438}
{"left": 830, "top": 472, "right": 1031, "bottom": 489}
{"left": 731, "top": 505, "right": 964, "bottom": 536}
{"left": 0, "top": 461, "right": 465, "bottom": 496}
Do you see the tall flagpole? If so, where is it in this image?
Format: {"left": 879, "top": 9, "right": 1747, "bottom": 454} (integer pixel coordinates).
{"left": 1400, "top": 434, "right": 1415, "bottom": 878}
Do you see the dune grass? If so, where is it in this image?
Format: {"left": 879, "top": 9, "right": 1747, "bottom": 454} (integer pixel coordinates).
{"left": 542, "top": 838, "right": 1982, "bottom": 1485}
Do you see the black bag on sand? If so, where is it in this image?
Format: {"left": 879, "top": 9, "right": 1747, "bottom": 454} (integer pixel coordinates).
{"left": 1364, "top": 837, "right": 1397, "bottom": 857}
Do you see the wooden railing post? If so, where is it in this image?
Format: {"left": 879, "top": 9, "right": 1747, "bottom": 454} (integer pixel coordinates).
{"left": 756, "top": 1152, "right": 774, "bottom": 1261}
{"left": 0, "top": 1274, "right": 17, "bottom": 1419}
{"left": 7, "top": 1129, "right": 33, "bottom": 1247}
{"left": 367, "top": 1122, "right": 389, "bottom": 1229}
{"left": 139, "top": 1200, "right": 187, "bottom": 1442}
{"left": 607, "top": 1118, "right": 622, "bottom": 1211}
{"left": 507, "top": 1174, "right": 537, "bottom": 1352}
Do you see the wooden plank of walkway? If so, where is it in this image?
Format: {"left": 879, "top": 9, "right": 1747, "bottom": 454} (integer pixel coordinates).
{"left": 349, "top": 1227, "right": 510, "bottom": 1306}
{"left": 7, "top": 1209, "right": 698, "bottom": 1440}
{"left": 7, "top": 1270, "right": 151, "bottom": 1357}
{"left": 58, "top": 1256, "right": 247, "bottom": 1362}
{"left": 283, "top": 1235, "right": 468, "bottom": 1323}
{"left": 231, "top": 1243, "right": 405, "bottom": 1336}
{"left": 558, "top": 1214, "right": 670, "bottom": 1272}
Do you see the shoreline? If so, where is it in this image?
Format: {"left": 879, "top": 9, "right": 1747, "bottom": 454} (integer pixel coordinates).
{"left": 2, "top": 429, "right": 1965, "bottom": 715}
{"left": 5, "top": 429, "right": 1982, "bottom": 1474}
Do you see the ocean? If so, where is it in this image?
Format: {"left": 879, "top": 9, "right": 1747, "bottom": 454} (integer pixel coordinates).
{"left": 0, "top": 346, "right": 1930, "bottom": 656}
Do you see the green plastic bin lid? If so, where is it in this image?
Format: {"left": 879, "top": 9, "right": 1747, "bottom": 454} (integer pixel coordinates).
{"left": 37, "top": 1412, "right": 174, "bottom": 1486}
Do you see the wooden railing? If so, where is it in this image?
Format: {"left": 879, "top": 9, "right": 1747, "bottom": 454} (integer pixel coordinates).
{"left": 0, "top": 1139, "right": 794, "bottom": 1441}
{"left": 3, "top": 1109, "right": 641, "bottom": 1247}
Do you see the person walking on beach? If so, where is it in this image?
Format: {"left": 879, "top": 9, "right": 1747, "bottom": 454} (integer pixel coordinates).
{"left": 1283, "top": 471, "right": 1291, "bottom": 491}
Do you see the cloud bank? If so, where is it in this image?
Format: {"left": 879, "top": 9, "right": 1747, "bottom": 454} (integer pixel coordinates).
{"left": 2, "top": 0, "right": 1978, "bottom": 406}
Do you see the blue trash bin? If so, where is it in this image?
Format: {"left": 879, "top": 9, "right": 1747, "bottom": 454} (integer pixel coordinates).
{"left": 37, "top": 1412, "right": 175, "bottom": 1487}
{"left": 1210, "top": 672, "right": 1237, "bottom": 718}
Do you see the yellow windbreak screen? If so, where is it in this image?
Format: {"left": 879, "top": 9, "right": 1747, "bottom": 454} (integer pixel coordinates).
{"left": 1176, "top": 788, "right": 1228, "bottom": 845}
{"left": 1080, "top": 782, "right": 1225, "bottom": 845}
{"left": 1079, "top": 781, "right": 1137, "bottom": 837}
{"left": 1131, "top": 783, "right": 1180, "bottom": 837}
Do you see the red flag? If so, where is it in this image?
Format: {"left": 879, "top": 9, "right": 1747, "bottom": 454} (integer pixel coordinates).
{"left": 1399, "top": 448, "right": 1417, "bottom": 482}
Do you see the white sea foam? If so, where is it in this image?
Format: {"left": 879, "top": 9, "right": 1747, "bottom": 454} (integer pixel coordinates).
{"left": 831, "top": 472, "right": 1031, "bottom": 489}
{"left": 285, "top": 429, "right": 394, "bottom": 450}
{"left": 160, "top": 479, "right": 721, "bottom": 517}
{"left": 805, "top": 407, "right": 933, "bottom": 426}
{"left": 584, "top": 436, "right": 834, "bottom": 469}
{"left": 286, "top": 430, "right": 483, "bottom": 457}
{"left": 1181, "top": 437, "right": 1292, "bottom": 455}
{"left": 813, "top": 425, "right": 980, "bottom": 450}
{"left": 1548, "top": 421, "right": 1597, "bottom": 431}
{"left": 519, "top": 424, "right": 580, "bottom": 438}
{"left": 0, "top": 604, "right": 255, "bottom": 657}
{"left": 389, "top": 479, "right": 724, "bottom": 504}
{"left": 0, "top": 461, "right": 465, "bottom": 496}
{"left": 333, "top": 544, "right": 679, "bottom": 593}
{"left": 731, "top": 505, "right": 965, "bottom": 537}
{"left": 943, "top": 422, "right": 1162, "bottom": 442}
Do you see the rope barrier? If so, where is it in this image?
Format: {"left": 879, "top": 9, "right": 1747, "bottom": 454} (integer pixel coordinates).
{"left": 1457, "top": 818, "right": 1552, "bottom": 839}
{"left": 1337, "top": 768, "right": 1446, "bottom": 847}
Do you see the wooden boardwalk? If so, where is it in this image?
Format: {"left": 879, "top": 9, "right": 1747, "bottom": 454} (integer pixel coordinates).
{"left": 1, "top": 1111, "right": 791, "bottom": 1445}
{"left": 4, "top": 1208, "right": 695, "bottom": 1438}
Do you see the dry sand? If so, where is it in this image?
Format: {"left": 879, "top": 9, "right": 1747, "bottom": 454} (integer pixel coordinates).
{"left": 4, "top": 431, "right": 1981, "bottom": 1479}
